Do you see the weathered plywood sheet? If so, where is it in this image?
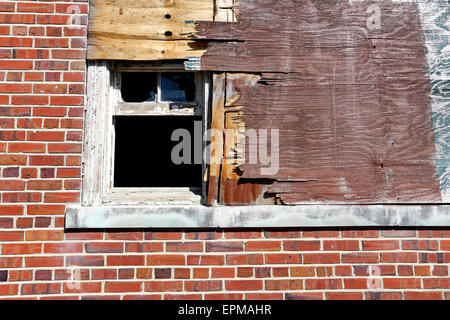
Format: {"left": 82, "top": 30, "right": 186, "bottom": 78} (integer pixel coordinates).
{"left": 196, "top": 0, "right": 448, "bottom": 204}
{"left": 88, "top": 0, "right": 214, "bottom": 60}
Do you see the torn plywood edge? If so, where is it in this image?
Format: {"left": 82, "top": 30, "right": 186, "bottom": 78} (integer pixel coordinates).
{"left": 195, "top": 0, "right": 447, "bottom": 204}
{"left": 87, "top": 0, "right": 214, "bottom": 60}
{"left": 205, "top": 72, "right": 275, "bottom": 205}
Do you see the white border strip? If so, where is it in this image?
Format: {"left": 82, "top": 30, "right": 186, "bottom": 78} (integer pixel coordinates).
{"left": 65, "top": 205, "right": 450, "bottom": 228}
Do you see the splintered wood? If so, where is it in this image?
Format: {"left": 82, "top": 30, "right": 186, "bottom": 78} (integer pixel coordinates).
{"left": 197, "top": 0, "right": 446, "bottom": 204}
{"left": 87, "top": 0, "right": 214, "bottom": 60}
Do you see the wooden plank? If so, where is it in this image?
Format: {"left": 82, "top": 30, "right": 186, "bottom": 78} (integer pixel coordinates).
{"left": 196, "top": 0, "right": 446, "bottom": 204}
{"left": 88, "top": 0, "right": 214, "bottom": 60}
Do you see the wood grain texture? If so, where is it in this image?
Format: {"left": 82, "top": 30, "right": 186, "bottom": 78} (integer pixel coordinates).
{"left": 196, "top": 0, "right": 445, "bottom": 204}
{"left": 87, "top": 0, "right": 214, "bottom": 60}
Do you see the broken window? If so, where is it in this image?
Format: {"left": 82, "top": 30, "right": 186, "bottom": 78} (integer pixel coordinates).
{"left": 82, "top": 61, "right": 209, "bottom": 206}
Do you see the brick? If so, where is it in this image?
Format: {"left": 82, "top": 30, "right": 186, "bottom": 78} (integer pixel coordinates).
{"left": 50, "top": 95, "right": 84, "bottom": 106}
{"left": 35, "top": 217, "right": 51, "bottom": 228}
{"left": 2, "top": 243, "right": 41, "bottom": 255}
{"left": 206, "top": 241, "right": 243, "bottom": 252}
{"left": 1, "top": 209, "right": 26, "bottom": 223}
{"left": 225, "top": 254, "right": 263, "bottom": 265}
{"left": 343, "top": 278, "right": 369, "bottom": 289}
{"left": 0, "top": 231, "right": 24, "bottom": 241}
{"left": 144, "top": 281, "right": 182, "bottom": 292}
{"left": 342, "top": 253, "right": 379, "bottom": 263}
{"left": 290, "top": 266, "right": 315, "bottom": 277}
{"left": 432, "top": 265, "right": 448, "bottom": 276}
{"left": 383, "top": 278, "right": 421, "bottom": 289}
{"left": 25, "top": 230, "right": 64, "bottom": 241}
{"left": 48, "top": 143, "right": 82, "bottom": 153}
{"left": 136, "top": 268, "right": 153, "bottom": 280}
{"left": 107, "top": 255, "right": 145, "bottom": 266}
{"left": 8, "top": 143, "right": 46, "bottom": 154}
{"left": 122, "top": 295, "right": 161, "bottom": 300}
{"left": 0, "top": 83, "right": 31, "bottom": 93}
{"left": 264, "top": 231, "right": 300, "bottom": 238}
{"left": 341, "top": 230, "right": 379, "bottom": 238}
{"left": 193, "top": 268, "right": 209, "bottom": 279}
{"left": 380, "top": 252, "right": 417, "bottom": 263}
{"left": 249, "top": 293, "right": 286, "bottom": 300}
{"left": 16, "top": 217, "right": 33, "bottom": 229}
{"left": 303, "top": 253, "right": 340, "bottom": 264}
{"left": 27, "top": 180, "right": 62, "bottom": 190}
{"left": 57, "top": 168, "right": 81, "bottom": 178}
{"left": 66, "top": 256, "right": 104, "bottom": 267}
{"left": 24, "top": 72, "right": 44, "bottom": 81}
{"left": 17, "top": 3, "right": 54, "bottom": 13}
{"left": 266, "top": 279, "right": 303, "bottom": 290}
{"left": 145, "top": 232, "right": 182, "bottom": 240}
{"left": 305, "top": 279, "right": 342, "bottom": 290}
{"left": 25, "top": 256, "right": 64, "bottom": 268}
{"left": 35, "top": 39, "right": 68, "bottom": 49}
{"left": 187, "top": 255, "right": 224, "bottom": 266}
{"left": 0, "top": 154, "right": 27, "bottom": 165}
{"left": 13, "top": 49, "right": 49, "bottom": 59}
{"left": 34, "top": 84, "right": 67, "bottom": 94}
{"left": 65, "top": 232, "right": 102, "bottom": 240}
{"left": 0, "top": 107, "right": 31, "bottom": 117}
{"left": 105, "top": 232, "right": 142, "bottom": 240}
{"left": 166, "top": 242, "right": 203, "bottom": 252}
{"left": 362, "top": 240, "right": 400, "bottom": 250}
{"left": 27, "top": 204, "right": 66, "bottom": 215}
{"left": 3, "top": 167, "right": 19, "bottom": 177}
{"left": 63, "top": 282, "right": 102, "bottom": 294}
{"left": 40, "top": 168, "right": 55, "bottom": 178}
{"left": 17, "top": 119, "right": 42, "bottom": 128}
{"left": 169, "top": 268, "right": 189, "bottom": 280}
{"left": 0, "top": 38, "right": 33, "bottom": 48}
{"left": 185, "top": 280, "right": 222, "bottom": 292}
{"left": 0, "top": 130, "right": 26, "bottom": 141}
{"left": 265, "top": 253, "right": 301, "bottom": 264}
{"left": 255, "top": 267, "right": 271, "bottom": 278}
{"left": 92, "top": 269, "right": 117, "bottom": 280}
{"left": 3, "top": 192, "right": 41, "bottom": 203}
{"left": 211, "top": 267, "right": 234, "bottom": 278}
{"left": 33, "top": 107, "right": 67, "bottom": 117}
{"left": 423, "top": 278, "right": 450, "bottom": 289}
{"left": 326, "top": 292, "right": 364, "bottom": 300}
{"left": 0, "top": 284, "right": 18, "bottom": 296}
{"left": 284, "top": 292, "right": 326, "bottom": 301}
{"left": 27, "top": 131, "right": 65, "bottom": 141}
{"left": 402, "top": 240, "right": 438, "bottom": 251}
{"left": 380, "top": 230, "right": 416, "bottom": 237}
{"left": 35, "top": 270, "right": 52, "bottom": 281}
{"left": 225, "top": 280, "right": 263, "bottom": 291}
{"left": 52, "top": 49, "right": 86, "bottom": 59}
{"left": 0, "top": 257, "right": 23, "bottom": 268}
{"left": 283, "top": 240, "right": 321, "bottom": 251}
{"left": 0, "top": 217, "right": 13, "bottom": 228}
{"left": 44, "top": 243, "right": 83, "bottom": 253}
{"left": 85, "top": 242, "right": 123, "bottom": 253}
{"left": 119, "top": 269, "right": 134, "bottom": 279}
{"left": 365, "top": 292, "right": 402, "bottom": 300}
{"left": 46, "top": 27, "right": 62, "bottom": 37}
{"left": 125, "top": 242, "right": 163, "bottom": 252}
{"left": 237, "top": 267, "right": 252, "bottom": 278}
{"left": 148, "top": 255, "right": 186, "bottom": 266}
{"left": 44, "top": 192, "right": 80, "bottom": 203}
{"left": 0, "top": 3, "right": 15, "bottom": 12}
{"left": 0, "top": 180, "right": 25, "bottom": 191}
{"left": 8, "top": 270, "right": 32, "bottom": 281}
{"left": 245, "top": 241, "right": 281, "bottom": 251}
{"left": 154, "top": 268, "right": 171, "bottom": 279}
{"left": 21, "top": 283, "right": 60, "bottom": 295}
{"left": 404, "top": 292, "right": 443, "bottom": 300}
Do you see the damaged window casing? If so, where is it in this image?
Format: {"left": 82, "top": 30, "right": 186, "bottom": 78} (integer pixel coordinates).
{"left": 82, "top": 61, "right": 209, "bottom": 206}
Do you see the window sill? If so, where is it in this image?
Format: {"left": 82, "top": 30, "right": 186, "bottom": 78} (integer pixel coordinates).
{"left": 65, "top": 204, "right": 450, "bottom": 229}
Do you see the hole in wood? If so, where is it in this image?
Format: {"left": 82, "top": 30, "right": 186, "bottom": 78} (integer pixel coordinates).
{"left": 165, "top": 14, "right": 171, "bottom": 19}
{"left": 165, "top": 31, "right": 173, "bottom": 37}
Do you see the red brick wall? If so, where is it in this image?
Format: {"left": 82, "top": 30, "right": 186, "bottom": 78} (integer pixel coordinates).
{"left": 0, "top": 0, "right": 449, "bottom": 300}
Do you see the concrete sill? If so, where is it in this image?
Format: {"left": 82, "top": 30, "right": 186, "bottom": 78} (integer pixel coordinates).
{"left": 65, "top": 204, "right": 450, "bottom": 229}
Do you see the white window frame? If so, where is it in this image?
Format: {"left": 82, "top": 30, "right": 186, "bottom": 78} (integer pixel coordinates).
{"left": 82, "top": 61, "right": 210, "bottom": 206}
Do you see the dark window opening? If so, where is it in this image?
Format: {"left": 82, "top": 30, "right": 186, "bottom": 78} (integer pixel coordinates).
{"left": 121, "top": 72, "right": 157, "bottom": 102}
{"left": 113, "top": 116, "right": 202, "bottom": 188}
{"left": 160, "top": 72, "right": 196, "bottom": 102}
